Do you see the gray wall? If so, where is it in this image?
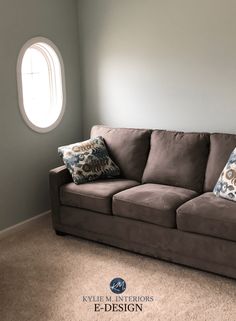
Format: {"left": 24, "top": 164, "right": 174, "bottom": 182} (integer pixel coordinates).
{"left": 0, "top": 0, "right": 81, "bottom": 230}
{"left": 78, "top": 0, "right": 236, "bottom": 137}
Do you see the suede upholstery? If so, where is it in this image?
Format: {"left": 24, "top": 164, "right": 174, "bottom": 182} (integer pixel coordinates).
{"left": 50, "top": 126, "right": 236, "bottom": 279}
{"left": 49, "top": 165, "right": 72, "bottom": 226}
{"left": 59, "top": 206, "right": 236, "bottom": 279}
{"left": 113, "top": 184, "right": 198, "bottom": 228}
{"left": 91, "top": 125, "right": 151, "bottom": 181}
{"left": 204, "top": 133, "right": 236, "bottom": 192}
{"left": 60, "top": 179, "right": 139, "bottom": 215}
{"left": 142, "top": 130, "right": 210, "bottom": 193}
{"left": 177, "top": 192, "right": 236, "bottom": 242}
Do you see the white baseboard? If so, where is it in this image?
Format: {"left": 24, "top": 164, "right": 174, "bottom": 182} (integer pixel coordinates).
{"left": 0, "top": 210, "right": 51, "bottom": 240}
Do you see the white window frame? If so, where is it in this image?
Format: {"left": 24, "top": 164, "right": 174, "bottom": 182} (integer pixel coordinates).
{"left": 17, "top": 37, "right": 66, "bottom": 133}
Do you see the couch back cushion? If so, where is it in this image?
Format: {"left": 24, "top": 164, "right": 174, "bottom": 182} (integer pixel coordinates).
{"left": 91, "top": 125, "right": 151, "bottom": 181}
{"left": 204, "top": 133, "right": 236, "bottom": 192}
{"left": 142, "top": 130, "right": 210, "bottom": 193}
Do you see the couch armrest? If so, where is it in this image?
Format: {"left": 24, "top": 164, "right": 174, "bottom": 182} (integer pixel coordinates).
{"left": 49, "top": 165, "right": 72, "bottom": 187}
{"left": 49, "top": 165, "right": 72, "bottom": 227}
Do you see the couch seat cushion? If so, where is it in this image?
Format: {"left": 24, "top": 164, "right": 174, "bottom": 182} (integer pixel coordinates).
{"left": 60, "top": 179, "right": 139, "bottom": 215}
{"left": 113, "top": 184, "right": 198, "bottom": 228}
{"left": 177, "top": 192, "right": 236, "bottom": 241}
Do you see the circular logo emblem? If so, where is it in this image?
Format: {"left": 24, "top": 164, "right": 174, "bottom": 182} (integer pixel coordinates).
{"left": 110, "top": 277, "right": 126, "bottom": 294}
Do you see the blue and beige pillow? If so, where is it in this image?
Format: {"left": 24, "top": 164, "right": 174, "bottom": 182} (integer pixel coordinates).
{"left": 214, "top": 148, "right": 236, "bottom": 202}
{"left": 58, "top": 136, "right": 120, "bottom": 184}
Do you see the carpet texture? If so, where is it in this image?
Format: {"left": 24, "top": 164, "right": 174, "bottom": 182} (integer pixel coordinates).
{"left": 0, "top": 214, "right": 236, "bottom": 321}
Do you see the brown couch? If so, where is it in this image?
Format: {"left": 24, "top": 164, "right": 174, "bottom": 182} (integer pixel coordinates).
{"left": 49, "top": 125, "right": 236, "bottom": 279}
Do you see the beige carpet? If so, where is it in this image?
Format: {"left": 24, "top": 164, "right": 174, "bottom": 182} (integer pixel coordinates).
{"left": 0, "top": 215, "right": 236, "bottom": 321}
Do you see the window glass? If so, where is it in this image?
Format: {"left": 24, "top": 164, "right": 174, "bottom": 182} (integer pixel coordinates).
{"left": 17, "top": 38, "right": 66, "bottom": 132}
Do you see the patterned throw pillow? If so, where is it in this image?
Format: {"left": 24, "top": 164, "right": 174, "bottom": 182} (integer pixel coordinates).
{"left": 58, "top": 136, "right": 120, "bottom": 184}
{"left": 214, "top": 148, "right": 236, "bottom": 202}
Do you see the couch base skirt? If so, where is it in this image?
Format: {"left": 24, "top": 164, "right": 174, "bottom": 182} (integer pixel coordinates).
{"left": 53, "top": 206, "right": 236, "bottom": 279}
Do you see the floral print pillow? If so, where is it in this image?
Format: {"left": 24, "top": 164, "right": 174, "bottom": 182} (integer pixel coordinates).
{"left": 214, "top": 148, "right": 236, "bottom": 202}
{"left": 58, "top": 136, "right": 120, "bottom": 184}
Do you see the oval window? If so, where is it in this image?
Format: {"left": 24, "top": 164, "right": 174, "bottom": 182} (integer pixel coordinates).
{"left": 17, "top": 37, "right": 66, "bottom": 132}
